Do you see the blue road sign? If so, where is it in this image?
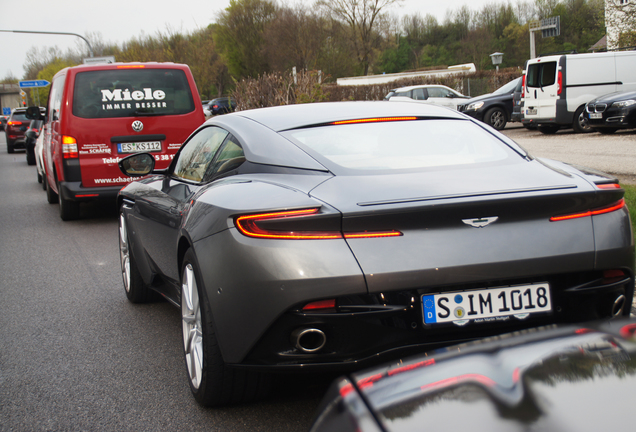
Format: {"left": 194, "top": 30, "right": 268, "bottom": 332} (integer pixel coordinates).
{"left": 2, "top": 107, "right": 11, "bottom": 115}
{"left": 19, "top": 80, "right": 50, "bottom": 88}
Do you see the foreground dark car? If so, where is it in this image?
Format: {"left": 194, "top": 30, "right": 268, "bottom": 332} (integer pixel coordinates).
{"left": 458, "top": 77, "right": 521, "bottom": 130}
{"left": 585, "top": 90, "right": 636, "bottom": 134}
{"left": 311, "top": 318, "right": 636, "bottom": 431}
{"left": 117, "top": 101, "right": 634, "bottom": 407}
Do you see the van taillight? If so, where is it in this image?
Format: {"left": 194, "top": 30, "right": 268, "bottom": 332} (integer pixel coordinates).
{"left": 62, "top": 135, "right": 79, "bottom": 159}
{"left": 521, "top": 74, "right": 525, "bottom": 98}
{"left": 557, "top": 71, "right": 563, "bottom": 95}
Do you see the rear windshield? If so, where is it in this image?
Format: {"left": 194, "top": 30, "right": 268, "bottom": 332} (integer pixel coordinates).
{"left": 10, "top": 113, "right": 29, "bottom": 122}
{"left": 282, "top": 119, "right": 514, "bottom": 172}
{"left": 72, "top": 68, "right": 195, "bottom": 119}
{"left": 526, "top": 62, "right": 557, "bottom": 87}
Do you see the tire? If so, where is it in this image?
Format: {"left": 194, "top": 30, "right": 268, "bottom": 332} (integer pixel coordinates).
{"left": 119, "top": 210, "right": 154, "bottom": 303}
{"left": 58, "top": 181, "right": 80, "bottom": 221}
{"left": 26, "top": 149, "right": 36, "bottom": 165}
{"left": 37, "top": 170, "right": 43, "bottom": 184}
{"left": 7, "top": 139, "right": 14, "bottom": 154}
{"left": 597, "top": 128, "right": 618, "bottom": 135}
{"left": 181, "top": 249, "right": 270, "bottom": 406}
{"left": 41, "top": 172, "right": 48, "bottom": 191}
{"left": 45, "top": 175, "right": 59, "bottom": 204}
{"left": 572, "top": 106, "right": 593, "bottom": 133}
{"left": 484, "top": 107, "right": 507, "bottom": 130}
{"left": 538, "top": 125, "right": 560, "bottom": 135}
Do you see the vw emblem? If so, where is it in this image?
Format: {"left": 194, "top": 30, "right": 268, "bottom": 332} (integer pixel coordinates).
{"left": 132, "top": 120, "right": 144, "bottom": 132}
{"left": 462, "top": 216, "right": 499, "bottom": 228}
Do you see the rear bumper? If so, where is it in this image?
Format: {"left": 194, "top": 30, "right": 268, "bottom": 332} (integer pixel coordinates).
{"left": 59, "top": 181, "right": 123, "bottom": 202}
{"left": 237, "top": 269, "right": 635, "bottom": 371}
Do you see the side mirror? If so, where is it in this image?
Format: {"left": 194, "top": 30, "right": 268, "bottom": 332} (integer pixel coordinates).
{"left": 118, "top": 153, "right": 156, "bottom": 177}
{"left": 26, "top": 130, "right": 37, "bottom": 139}
{"left": 25, "top": 106, "right": 45, "bottom": 121}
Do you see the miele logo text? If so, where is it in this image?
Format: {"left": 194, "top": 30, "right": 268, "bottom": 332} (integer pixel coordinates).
{"left": 101, "top": 88, "right": 166, "bottom": 102}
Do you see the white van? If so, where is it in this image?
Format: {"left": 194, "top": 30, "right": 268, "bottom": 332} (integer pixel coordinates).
{"left": 523, "top": 51, "right": 636, "bottom": 134}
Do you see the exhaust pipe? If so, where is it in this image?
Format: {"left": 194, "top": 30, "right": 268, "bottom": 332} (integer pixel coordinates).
{"left": 292, "top": 328, "right": 326, "bottom": 353}
{"left": 612, "top": 294, "right": 626, "bottom": 317}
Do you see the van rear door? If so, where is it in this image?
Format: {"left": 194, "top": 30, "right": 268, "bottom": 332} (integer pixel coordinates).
{"left": 524, "top": 58, "right": 559, "bottom": 121}
{"left": 69, "top": 66, "right": 203, "bottom": 188}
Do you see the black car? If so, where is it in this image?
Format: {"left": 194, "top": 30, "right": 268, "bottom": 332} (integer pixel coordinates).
{"left": 204, "top": 97, "right": 236, "bottom": 116}
{"left": 585, "top": 90, "right": 636, "bottom": 134}
{"left": 458, "top": 77, "right": 521, "bottom": 130}
{"left": 24, "top": 119, "right": 43, "bottom": 165}
{"left": 511, "top": 74, "right": 524, "bottom": 123}
{"left": 310, "top": 318, "right": 636, "bottom": 431}
{"left": 116, "top": 101, "right": 633, "bottom": 407}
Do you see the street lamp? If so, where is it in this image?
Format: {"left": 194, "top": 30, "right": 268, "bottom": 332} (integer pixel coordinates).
{"left": 490, "top": 52, "right": 504, "bottom": 72}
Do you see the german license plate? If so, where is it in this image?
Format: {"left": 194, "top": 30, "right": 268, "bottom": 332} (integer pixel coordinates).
{"left": 117, "top": 141, "right": 162, "bottom": 153}
{"left": 589, "top": 113, "right": 603, "bottom": 119}
{"left": 422, "top": 283, "right": 551, "bottom": 325}
{"left": 526, "top": 108, "right": 537, "bottom": 115}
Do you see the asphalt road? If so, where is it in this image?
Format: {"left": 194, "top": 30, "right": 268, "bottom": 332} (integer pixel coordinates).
{"left": 1, "top": 125, "right": 635, "bottom": 431}
{"left": 0, "top": 133, "right": 330, "bottom": 431}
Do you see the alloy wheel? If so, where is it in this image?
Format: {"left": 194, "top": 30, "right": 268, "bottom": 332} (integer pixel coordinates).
{"left": 182, "top": 264, "right": 204, "bottom": 389}
{"left": 119, "top": 214, "right": 131, "bottom": 292}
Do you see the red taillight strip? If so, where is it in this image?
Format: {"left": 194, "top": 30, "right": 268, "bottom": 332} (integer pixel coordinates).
{"left": 235, "top": 208, "right": 403, "bottom": 240}
{"left": 550, "top": 199, "right": 625, "bottom": 222}
{"left": 332, "top": 117, "right": 417, "bottom": 125}
{"left": 344, "top": 231, "right": 402, "bottom": 239}
{"left": 302, "top": 299, "right": 336, "bottom": 310}
{"left": 597, "top": 183, "right": 621, "bottom": 189}
{"left": 235, "top": 208, "right": 343, "bottom": 240}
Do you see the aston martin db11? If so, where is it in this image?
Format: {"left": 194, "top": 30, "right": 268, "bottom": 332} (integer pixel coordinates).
{"left": 117, "top": 101, "right": 634, "bottom": 406}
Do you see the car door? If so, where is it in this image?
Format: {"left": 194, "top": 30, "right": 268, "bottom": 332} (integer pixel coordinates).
{"left": 525, "top": 60, "right": 559, "bottom": 119}
{"left": 132, "top": 126, "right": 230, "bottom": 284}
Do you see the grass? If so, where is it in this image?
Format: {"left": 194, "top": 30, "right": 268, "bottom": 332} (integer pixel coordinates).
{"left": 624, "top": 184, "right": 636, "bottom": 240}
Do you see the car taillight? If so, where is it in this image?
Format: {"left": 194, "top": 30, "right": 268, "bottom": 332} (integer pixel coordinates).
{"left": 212, "top": 104, "right": 219, "bottom": 109}
{"left": 521, "top": 74, "right": 526, "bottom": 98}
{"left": 550, "top": 199, "right": 625, "bottom": 222}
{"left": 557, "top": 71, "right": 563, "bottom": 95}
{"left": 596, "top": 183, "right": 621, "bottom": 189}
{"left": 235, "top": 208, "right": 402, "bottom": 240}
{"left": 62, "top": 135, "right": 79, "bottom": 159}
{"left": 8, "top": 121, "right": 22, "bottom": 126}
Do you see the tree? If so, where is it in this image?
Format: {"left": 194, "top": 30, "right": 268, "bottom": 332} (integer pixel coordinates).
{"left": 605, "top": 0, "right": 636, "bottom": 49}
{"left": 214, "top": 0, "right": 277, "bottom": 78}
{"left": 320, "top": 0, "right": 402, "bottom": 75}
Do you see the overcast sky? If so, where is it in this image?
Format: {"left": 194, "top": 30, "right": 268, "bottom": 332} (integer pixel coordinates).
{"left": 0, "top": 0, "right": 494, "bottom": 80}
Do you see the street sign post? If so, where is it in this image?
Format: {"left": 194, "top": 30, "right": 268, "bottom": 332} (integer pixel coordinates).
{"left": 19, "top": 80, "right": 50, "bottom": 88}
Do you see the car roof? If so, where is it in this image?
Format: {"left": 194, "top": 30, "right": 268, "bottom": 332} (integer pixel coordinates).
{"left": 390, "top": 84, "right": 454, "bottom": 92}
{"left": 214, "top": 100, "right": 465, "bottom": 132}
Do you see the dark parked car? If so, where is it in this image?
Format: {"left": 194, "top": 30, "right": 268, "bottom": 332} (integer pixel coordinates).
{"left": 310, "top": 318, "right": 636, "bottom": 431}
{"left": 585, "top": 90, "right": 636, "bottom": 134}
{"left": 511, "top": 74, "right": 524, "bottom": 123}
{"left": 24, "top": 119, "right": 43, "bottom": 165}
{"left": 116, "top": 101, "right": 634, "bottom": 407}
{"left": 4, "top": 108, "right": 32, "bottom": 153}
{"left": 0, "top": 114, "right": 8, "bottom": 131}
{"left": 458, "top": 77, "right": 522, "bottom": 130}
{"left": 204, "top": 97, "right": 236, "bottom": 116}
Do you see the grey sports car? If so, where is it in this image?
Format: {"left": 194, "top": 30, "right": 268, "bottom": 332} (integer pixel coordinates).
{"left": 117, "top": 101, "right": 634, "bottom": 407}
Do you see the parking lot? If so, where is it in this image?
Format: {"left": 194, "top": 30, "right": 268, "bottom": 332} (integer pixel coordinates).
{"left": 501, "top": 124, "right": 636, "bottom": 185}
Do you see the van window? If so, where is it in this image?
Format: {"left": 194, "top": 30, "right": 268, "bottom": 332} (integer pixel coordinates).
{"left": 72, "top": 68, "right": 196, "bottom": 119}
{"left": 526, "top": 62, "right": 557, "bottom": 87}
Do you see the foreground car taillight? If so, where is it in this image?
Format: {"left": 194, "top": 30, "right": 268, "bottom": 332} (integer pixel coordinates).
{"left": 7, "top": 121, "right": 22, "bottom": 126}
{"left": 550, "top": 199, "right": 625, "bottom": 222}
{"left": 235, "top": 208, "right": 402, "bottom": 240}
{"left": 62, "top": 135, "right": 79, "bottom": 159}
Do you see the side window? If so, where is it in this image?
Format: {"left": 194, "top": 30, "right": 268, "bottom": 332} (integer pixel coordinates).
{"left": 412, "top": 88, "right": 426, "bottom": 100}
{"left": 527, "top": 62, "right": 557, "bottom": 87}
{"left": 49, "top": 75, "right": 66, "bottom": 121}
{"left": 173, "top": 126, "right": 229, "bottom": 182}
{"left": 427, "top": 87, "right": 446, "bottom": 98}
{"left": 207, "top": 135, "right": 246, "bottom": 178}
